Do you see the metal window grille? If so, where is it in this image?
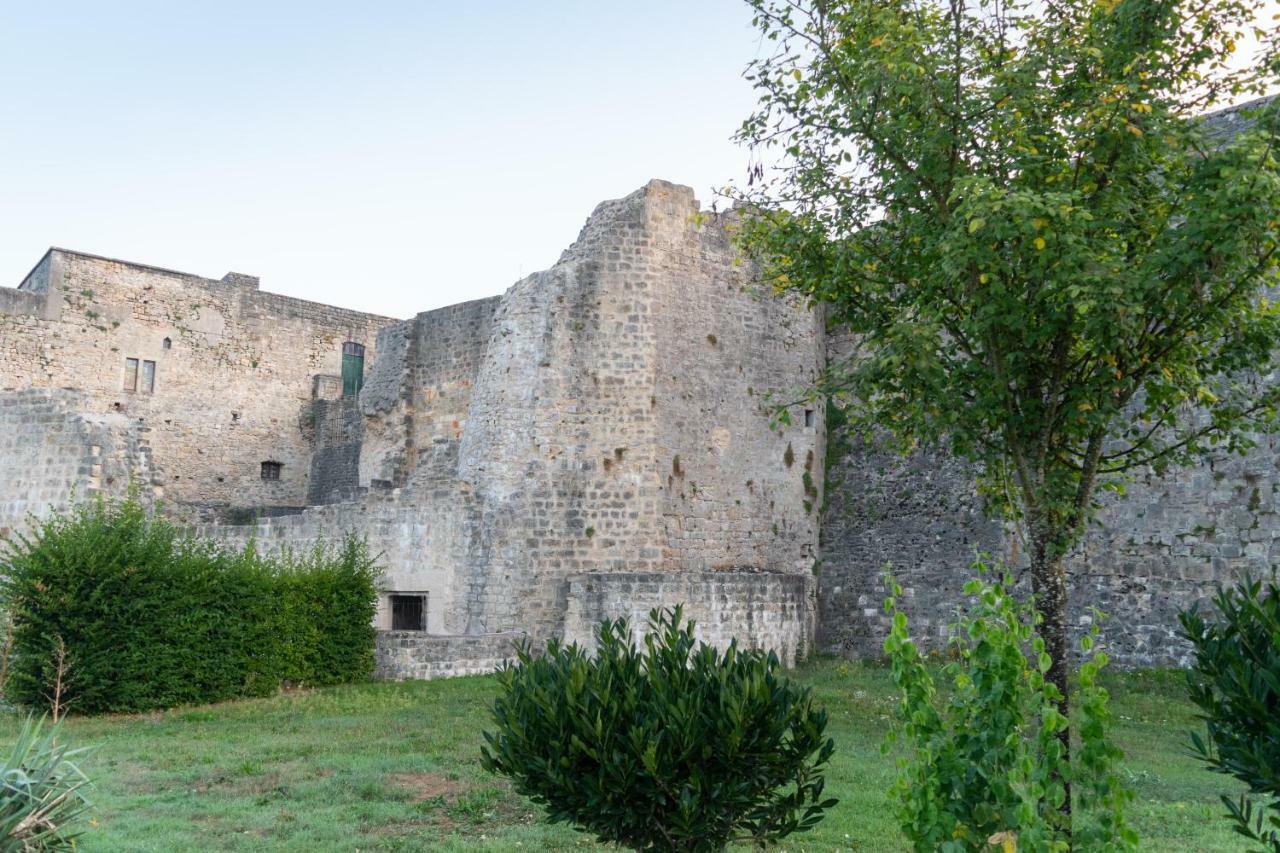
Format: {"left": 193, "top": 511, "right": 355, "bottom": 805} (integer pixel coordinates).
{"left": 390, "top": 594, "right": 426, "bottom": 631}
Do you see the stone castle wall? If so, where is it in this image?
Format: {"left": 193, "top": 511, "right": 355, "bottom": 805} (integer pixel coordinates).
{"left": 818, "top": 381, "right": 1280, "bottom": 669}
{"left": 0, "top": 388, "right": 159, "bottom": 539}
{"left": 0, "top": 249, "right": 395, "bottom": 524}
{"left": 184, "top": 180, "right": 822, "bottom": 676}
{"left": 7, "top": 176, "right": 1268, "bottom": 676}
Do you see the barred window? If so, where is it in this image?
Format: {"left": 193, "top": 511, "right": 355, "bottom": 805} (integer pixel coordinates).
{"left": 390, "top": 594, "right": 427, "bottom": 631}
{"left": 261, "top": 461, "right": 282, "bottom": 481}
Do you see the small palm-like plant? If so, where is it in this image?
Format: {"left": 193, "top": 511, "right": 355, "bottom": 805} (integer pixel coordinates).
{"left": 0, "top": 716, "right": 93, "bottom": 851}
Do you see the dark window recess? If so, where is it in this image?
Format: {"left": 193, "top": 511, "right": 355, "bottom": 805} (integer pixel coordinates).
{"left": 162, "top": 337, "right": 172, "bottom": 350}
{"left": 804, "top": 409, "right": 815, "bottom": 428}
{"left": 141, "top": 360, "right": 156, "bottom": 394}
{"left": 123, "top": 358, "right": 138, "bottom": 392}
{"left": 261, "top": 461, "right": 282, "bottom": 481}
{"left": 390, "top": 594, "right": 427, "bottom": 631}
{"left": 341, "top": 342, "right": 365, "bottom": 397}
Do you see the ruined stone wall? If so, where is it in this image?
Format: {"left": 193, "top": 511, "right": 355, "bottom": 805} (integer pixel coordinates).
{"left": 819, "top": 435, "right": 1004, "bottom": 656}
{"left": 649, "top": 207, "right": 824, "bottom": 576}
{"left": 0, "top": 388, "right": 159, "bottom": 538}
{"left": 199, "top": 487, "right": 481, "bottom": 634}
{"left": 200, "top": 181, "right": 823, "bottom": 678}
{"left": 3, "top": 183, "right": 827, "bottom": 680}
{"left": 404, "top": 297, "right": 501, "bottom": 484}
{"left": 452, "top": 181, "right": 822, "bottom": 640}
{"left": 305, "top": 396, "right": 365, "bottom": 505}
{"left": 356, "top": 297, "right": 499, "bottom": 491}
{"left": 0, "top": 249, "right": 396, "bottom": 514}
{"left": 1066, "top": 435, "right": 1280, "bottom": 666}
{"left": 817, "top": 376, "right": 1280, "bottom": 669}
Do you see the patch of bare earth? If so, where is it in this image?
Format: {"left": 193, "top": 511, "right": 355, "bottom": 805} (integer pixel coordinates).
{"left": 387, "top": 772, "right": 469, "bottom": 803}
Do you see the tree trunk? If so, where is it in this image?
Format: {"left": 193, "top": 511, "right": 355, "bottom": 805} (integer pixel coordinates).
{"left": 1030, "top": 525, "right": 1072, "bottom": 827}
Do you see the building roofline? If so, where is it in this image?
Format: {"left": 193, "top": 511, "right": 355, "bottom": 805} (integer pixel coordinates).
{"left": 15, "top": 246, "right": 402, "bottom": 322}
{"left": 15, "top": 247, "right": 55, "bottom": 291}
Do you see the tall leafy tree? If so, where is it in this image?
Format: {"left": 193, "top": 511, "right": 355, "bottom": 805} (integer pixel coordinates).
{"left": 733, "top": 0, "right": 1280, "bottom": 787}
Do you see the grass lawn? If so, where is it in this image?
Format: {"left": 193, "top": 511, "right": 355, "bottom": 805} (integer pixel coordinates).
{"left": 1, "top": 659, "right": 1247, "bottom": 852}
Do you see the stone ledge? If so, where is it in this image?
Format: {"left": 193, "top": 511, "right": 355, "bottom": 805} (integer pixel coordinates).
{"left": 564, "top": 570, "right": 817, "bottom": 668}
{"left": 373, "top": 630, "right": 529, "bottom": 681}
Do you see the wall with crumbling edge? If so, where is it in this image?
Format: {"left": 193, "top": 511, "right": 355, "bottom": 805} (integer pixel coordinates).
{"left": 649, "top": 200, "right": 824, "bottom": 577}
{"left": 0, "top": 249, "right": 396, "bottom": 514}
{"left": 200, "top": 180, "right": 823, "bottom": 678}
{"left": 452, "top": 180, "right": 823, "bottom": 643}
{"left": 0, "top": 388, "right": 160, "bottom": 539}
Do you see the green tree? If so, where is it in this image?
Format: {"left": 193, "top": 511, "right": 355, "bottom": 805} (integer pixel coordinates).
{"left": 733, "top": 0, "right": 1280, "bottom": 791}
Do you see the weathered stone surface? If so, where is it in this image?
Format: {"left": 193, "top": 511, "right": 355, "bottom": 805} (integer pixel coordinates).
{"left": 7, "top": 165, "right": 1271, "bottom": 676}
{"left": 0, "top": 248, "right": 393, "bottom": 520}
{"left": 0, "top": 182, "right": 823, "bottom": 679}
{"left": 0, "top": 388, "right": 160, "bottom": 539}
{"left": 564, "top": 571, "right": 816, "bottom": 667}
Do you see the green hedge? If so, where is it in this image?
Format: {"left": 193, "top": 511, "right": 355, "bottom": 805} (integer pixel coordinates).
{"left": 0, "top": 497, "right": 379, "bottom": 714}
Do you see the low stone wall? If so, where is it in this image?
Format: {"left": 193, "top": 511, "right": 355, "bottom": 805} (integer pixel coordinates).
{"left": 374, "top": 631, "right": 526, "bottom": 680}
{"left": 563, "top": 570, "right": 817, "bottom": 667}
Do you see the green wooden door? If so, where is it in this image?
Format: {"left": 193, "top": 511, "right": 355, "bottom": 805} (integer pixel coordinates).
{"left": 341, "top": 342, "right": 364, "bottom": 397}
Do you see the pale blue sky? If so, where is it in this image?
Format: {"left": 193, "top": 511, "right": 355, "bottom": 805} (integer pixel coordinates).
{"left": 0, "top": 1, "right": 763, "bottom": 317}
{"left": 2, "top": 3, "right": 1275, "bottom": 318}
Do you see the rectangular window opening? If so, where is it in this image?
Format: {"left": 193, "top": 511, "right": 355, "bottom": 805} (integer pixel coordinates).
{"left": 804, "top": 408, "right": 815, "bottom": 428}
{"left": 141, "top": 360, "right": 156, "bottom": 394}
{"left": 123, "top": 358, "right": 138, "bottom": 392}
{"left": 341, "top": 342, "right": 365, "bottom": 398}
{"left": 390, "top": 593, "right": 427, "bottom": 631}
{"left": 261, "top": 461, "right": 282, "bottom": 481}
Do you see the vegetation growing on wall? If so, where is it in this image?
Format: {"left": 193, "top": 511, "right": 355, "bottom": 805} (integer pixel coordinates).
{"left": 0, "top": 496, "right": 379, "bottom": 715}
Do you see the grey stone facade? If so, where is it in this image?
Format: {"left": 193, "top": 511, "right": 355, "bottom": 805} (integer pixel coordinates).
{"left": 1, "top": 180, "right": 825, "bottom": 679}
{"left": 4, "top": 159, "right": 1275, "bottom": 677}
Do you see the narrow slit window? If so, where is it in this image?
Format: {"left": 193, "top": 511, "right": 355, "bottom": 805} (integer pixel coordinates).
{"left": 804, "top": 409, "right": 815, "bottom": 428}
{"left": 123, "top": 358, "right": 138, "bottom": 392}
{"left": 341, "top": 342, "right": 365, "bottom": 398}
{"left": 141, "top": 360, "right": 156, "bottom": 394}
{"left": 261, "top": 461, "right": 282, "bottom": 481}
{"left": 390, "top": 594, "right": 427, "bottom": 631}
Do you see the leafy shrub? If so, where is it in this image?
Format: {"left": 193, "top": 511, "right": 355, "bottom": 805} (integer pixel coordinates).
{"left": 480, "top": 607, "right": 836, "bottom": 852}
{"left": 1181, "top": 575, "right": 1280, "bottom": 851}
{"left": 0, "top": 496, "right": 379, "bottom": 714}
{"left": 0, "top": 715, "right": 92, "bottom": 851}
{"left": 883, "top": 567, "right": 1136, "bottom": 852}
